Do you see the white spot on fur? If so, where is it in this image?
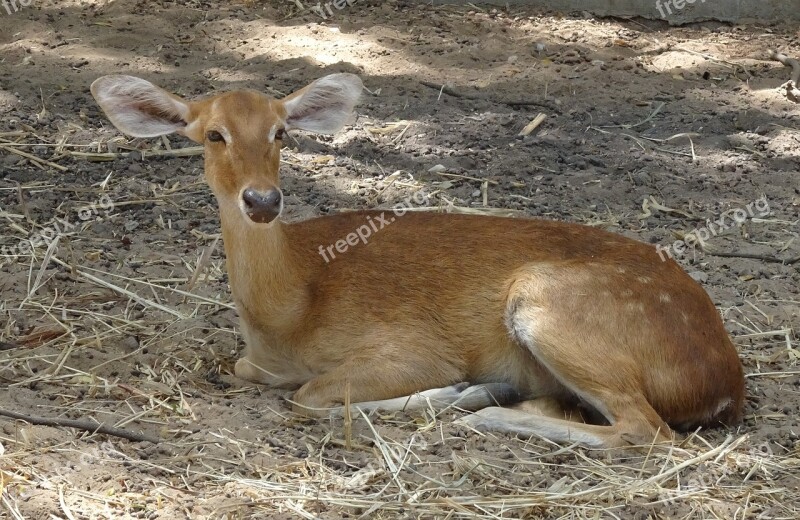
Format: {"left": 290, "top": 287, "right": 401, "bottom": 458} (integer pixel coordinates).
{"left": 506, "top": 304, "right": 540, "bottom": 348}
{"left": 626, "top": 301, "right": 645, "bottom": 313}
{"left": 713, "top": 398, "right": 732, "bottom": 417}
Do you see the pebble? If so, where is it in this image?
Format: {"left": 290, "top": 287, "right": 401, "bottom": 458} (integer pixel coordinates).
{"left": 122, "top": 336, "right": 139, "bottom": 351}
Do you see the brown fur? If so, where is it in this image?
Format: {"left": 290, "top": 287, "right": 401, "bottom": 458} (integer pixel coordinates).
{"left": 91, "top": 75, "right": 745, "bottom": 448}
{"left": 229, "top": 211, "right": 744, "bottom": 433}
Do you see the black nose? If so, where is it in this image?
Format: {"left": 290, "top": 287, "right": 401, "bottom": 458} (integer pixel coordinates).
{"left": 242, "top": 188, "right": 282, "bottom": 224}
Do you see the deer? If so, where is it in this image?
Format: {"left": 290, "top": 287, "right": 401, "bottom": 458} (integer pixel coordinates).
{"left": 90, "top": 73, "right": 745, "bottom": 448}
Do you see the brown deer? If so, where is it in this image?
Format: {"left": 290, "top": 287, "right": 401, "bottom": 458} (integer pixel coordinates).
{"left": 91, "top": 73, "right": 745, "bottom": 448}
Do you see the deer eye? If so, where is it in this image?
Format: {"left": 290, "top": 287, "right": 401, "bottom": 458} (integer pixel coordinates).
{"left": 274, "top": 128, "right": 285, "bottom": 141}
{"left": 206, "top": 130, "right": 225, "bottom": 143}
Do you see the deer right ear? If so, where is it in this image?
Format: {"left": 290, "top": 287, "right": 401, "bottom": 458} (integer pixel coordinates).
{"left": 282, "top": 73, "right": 363, "bottom": 135}
{"left": 91, "top": 75, "right": 191, "bottom": 138}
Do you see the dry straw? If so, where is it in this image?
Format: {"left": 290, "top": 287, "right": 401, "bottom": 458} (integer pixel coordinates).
{"left": 1, "top": 124, "right": 798, "bottom": 520}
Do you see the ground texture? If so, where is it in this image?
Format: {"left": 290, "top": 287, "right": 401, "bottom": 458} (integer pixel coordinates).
{"left": 1, "top": 1, "right": 799, "bottom": 518}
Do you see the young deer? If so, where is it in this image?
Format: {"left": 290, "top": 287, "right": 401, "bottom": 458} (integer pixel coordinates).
{"left": 91, "top": 73, "right": 745, "bottom": 448}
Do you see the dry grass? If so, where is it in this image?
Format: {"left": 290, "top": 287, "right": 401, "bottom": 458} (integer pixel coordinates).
{"left": 1, "top": 130, "right": 799, "bottom": 519}
{"left": 2, "top": 364, "right": 799, "bottom": 520}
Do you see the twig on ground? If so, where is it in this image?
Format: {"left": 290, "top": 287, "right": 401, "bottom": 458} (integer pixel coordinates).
{"left": 0, "top": 143, "right": 69, "bottom": 172}
{"left": 768, "top": 50, "right": 800, "bottom": 102}
{"left": 433, "top": 171, "right": 499, "bottom": 185}
{"left": 419, "top": 81, "right": 562, "bottom": 112}
{"left": 0, "top": 408, "right": 159, "bottom": 443}
{"left": 599, "top": 102, "right": 665, "bottom": 130}
{"left": 68, "top": 146, "right": 204, "bottom": 162}
{"left": 706, "top": 251, "right": 800, "bottom": 265}
{"left": 500, "top": 99, "right": 562, "bottom": 112}
{"left": 420, "top": 81, "right": 477, "bottom": 100}
{"left": 48, "top": 255, "right": 187, "bottom": 319}
{"left": 674, "top": 47, "right": 744, "bottom": 71}
{"left": 186, "top": 235, "right": 220, "bottom": 291}
{"left": 519, "top": 113, "right": 547, "bottom": 136}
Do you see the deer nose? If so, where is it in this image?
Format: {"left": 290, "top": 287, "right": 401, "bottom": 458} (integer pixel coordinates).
{"left": 242, "top": 188, "right": 282, "bottom": 224}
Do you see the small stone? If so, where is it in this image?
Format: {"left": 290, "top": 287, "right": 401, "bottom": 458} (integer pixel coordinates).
{"left": 720, "top": 160, "right": 738, "bottom": 172}
{"left": 688, "top": 271, "right": 708, "bottom": 283}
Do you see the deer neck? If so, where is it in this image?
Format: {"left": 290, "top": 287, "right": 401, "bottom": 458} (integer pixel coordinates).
{"left": 218, "top": 204, "right": 308, "bottom": 331}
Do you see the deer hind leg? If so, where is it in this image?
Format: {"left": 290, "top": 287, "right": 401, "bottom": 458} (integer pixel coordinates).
{"left": 460, "top": 271, "right": 673, "bottom": 449}
{"left": 461, "top": 397, "right": 671, "bottom": 448}
{"left": 510, "top": 396, "right": 596, "bottom": 424}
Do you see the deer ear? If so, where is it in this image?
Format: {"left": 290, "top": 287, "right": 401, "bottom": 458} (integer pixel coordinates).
{"left": 91, "top": 75, "right": 191, "bottom": 138}
{"left": 282, "top": 73, "right": 363, "bottom": 134}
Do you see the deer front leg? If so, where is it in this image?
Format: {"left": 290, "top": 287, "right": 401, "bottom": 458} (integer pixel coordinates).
{"left": 234, "top": 325, "right": 313, "bottom": 388}
{"left": 335, "top": 382, "right": 520, "bottom": 416}
{"left": 234, "top": 356, "right": 301, "bottom": 387}
{"left": 290, "top": 358, "right": 475, "bottom": 418}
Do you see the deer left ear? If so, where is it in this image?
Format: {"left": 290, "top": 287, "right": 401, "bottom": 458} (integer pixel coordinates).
{"left": 91, "top": 75, "right": 192, "bottom": 138}
{"left": 282, "top": 73, "right": 363, "bottom": 134}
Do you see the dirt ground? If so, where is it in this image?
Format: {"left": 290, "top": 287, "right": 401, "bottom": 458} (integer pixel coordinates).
{"left": 1, "top": 0, "right": 799, "bottom": 518}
